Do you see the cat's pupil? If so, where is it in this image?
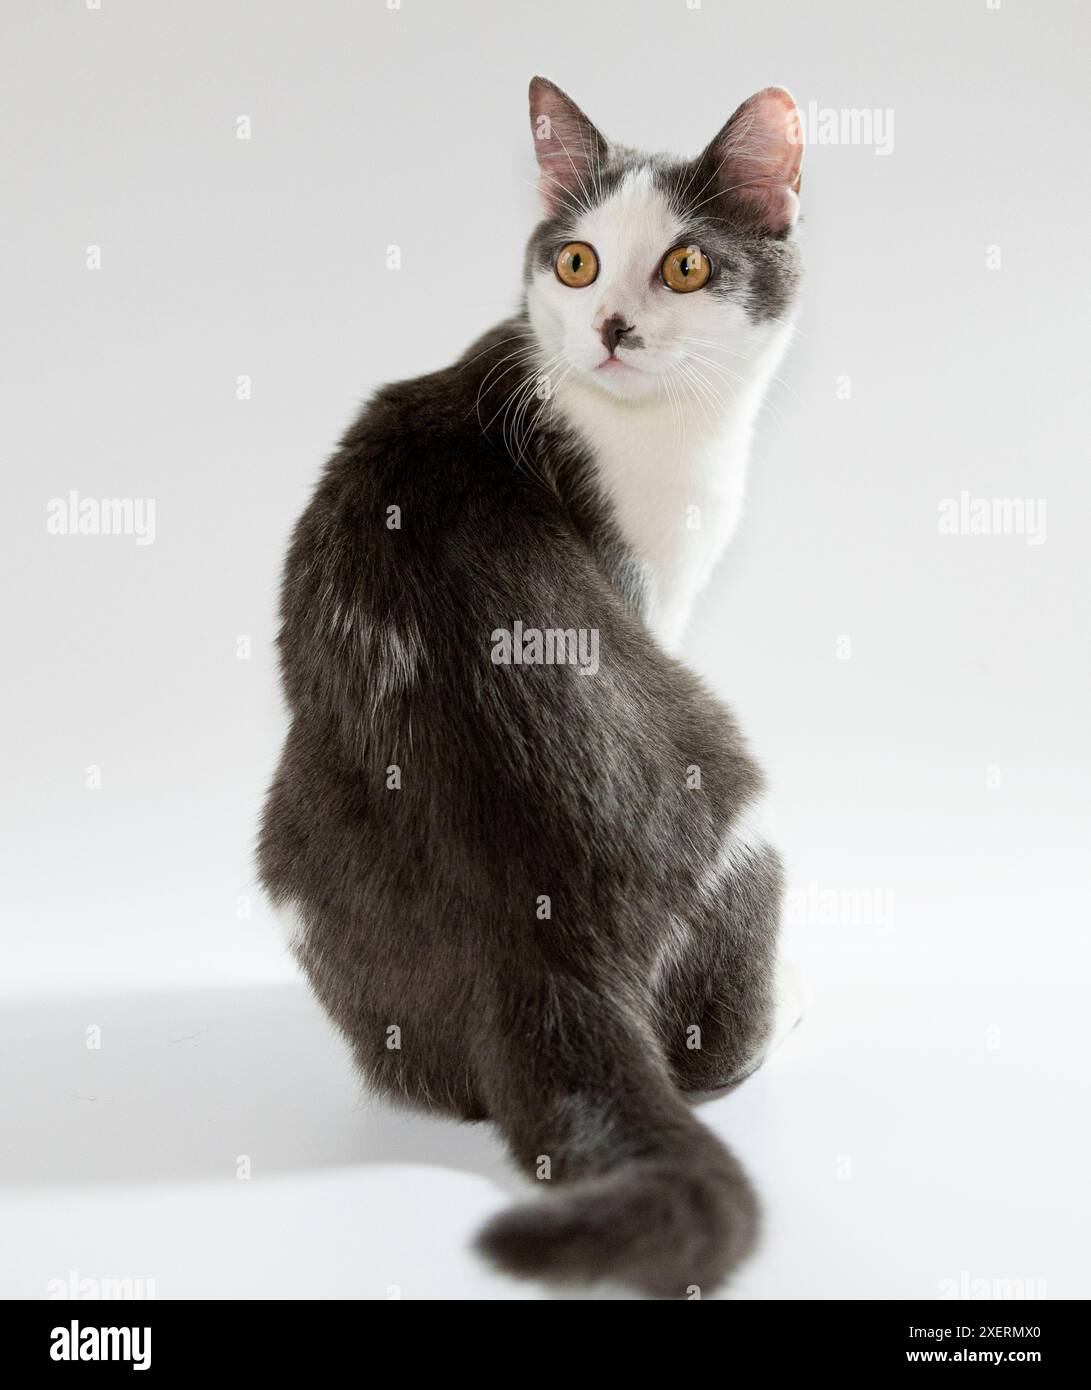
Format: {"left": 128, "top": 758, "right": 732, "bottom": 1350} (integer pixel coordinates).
{"left": 681, "top": 258, "right": 690, "bottom": 275}
{"left": 572, "top": 253, "right": 581, "bottom": 271}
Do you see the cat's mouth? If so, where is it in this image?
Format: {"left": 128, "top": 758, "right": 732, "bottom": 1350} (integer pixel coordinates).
{"left": 588, "top": 350, "right": 661, "bottom": 399}
{"left": 596, "top": 354, "right": 642, "bottom": 374}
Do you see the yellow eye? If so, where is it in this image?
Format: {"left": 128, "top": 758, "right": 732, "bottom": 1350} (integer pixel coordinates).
{"left": 555, "top": 242, "right": 599, "bottom": 288}
{"left": 661, "top": 245, "right": 712, "bottom": 293}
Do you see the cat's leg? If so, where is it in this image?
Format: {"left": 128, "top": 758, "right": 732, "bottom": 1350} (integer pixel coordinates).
{"left": 654, "top": 842, "right": 783, "bottom": 1094}
{"left": 360, "top": 1029, "right": 490, "bottom": 1121}
{"left": 292, "top": 932, "right": 490, "bottom": 1122}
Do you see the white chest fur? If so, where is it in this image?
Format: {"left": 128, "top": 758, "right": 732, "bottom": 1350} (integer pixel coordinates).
{"left": 522, "top": 161, "right": 795, "bottom": 647}
{"left": 553, "top": 354, "right": 784, "bottom": 650}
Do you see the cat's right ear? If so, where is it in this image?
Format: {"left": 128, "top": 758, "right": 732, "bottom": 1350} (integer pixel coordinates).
{"left": 697, "top": 87, "right": 804, "bottom": 236}
{"left": 528, "top": 77, "right": 607, "bottom": 217}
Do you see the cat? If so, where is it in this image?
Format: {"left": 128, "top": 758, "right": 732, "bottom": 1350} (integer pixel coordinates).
{"left": 258, "top": 76, "right": 803, "bottom": 1299}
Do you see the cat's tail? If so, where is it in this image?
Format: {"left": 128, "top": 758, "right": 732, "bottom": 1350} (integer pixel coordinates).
{"left": 473, "top": 986, "right": 759, "bottom": 1298}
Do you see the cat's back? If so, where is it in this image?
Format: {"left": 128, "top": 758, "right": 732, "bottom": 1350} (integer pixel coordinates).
{"left": 301, "top": 368, "right": 507, "bottom": 553}
{"left": 289, "top": 328, "right": 560, "bottom": 593}
{"left": 275, "top": 332, "right": 585, "bottom": 735}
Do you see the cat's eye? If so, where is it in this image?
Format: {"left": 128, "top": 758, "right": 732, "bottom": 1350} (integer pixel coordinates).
{"left": 661, "top": 245, "right": 712, "bottom": 293}
{"left": 555, "top": 242, "right": 599, "bottom": 288}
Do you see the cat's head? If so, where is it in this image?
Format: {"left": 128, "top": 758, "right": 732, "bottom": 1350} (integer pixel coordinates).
{"left": 524, "top": 78, "right": 803, "bottom": 404}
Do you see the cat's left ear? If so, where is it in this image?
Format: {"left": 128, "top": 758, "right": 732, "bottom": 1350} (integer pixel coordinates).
{"left": 698, "top": 87, "right": 804, "bottom": 236}
{"left": 528, "top": 77, "right": 608, "bottom": 217}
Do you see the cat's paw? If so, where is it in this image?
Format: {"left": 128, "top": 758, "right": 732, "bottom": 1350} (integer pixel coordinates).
{"left": 718, "top": 959, "right": 808, "bottom": 1089}
{"left": 767, "top": 957, "right": 808, "bottom": 1056}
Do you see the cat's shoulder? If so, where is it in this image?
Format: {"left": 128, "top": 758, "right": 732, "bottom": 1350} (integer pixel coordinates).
{"left": 337, "top": 317, "right": 528, "bottom": 462}
{"left": 286, "top": 344, "right": 547, "bottom": 593}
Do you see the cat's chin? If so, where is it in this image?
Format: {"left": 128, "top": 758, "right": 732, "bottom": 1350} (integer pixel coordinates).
{"left": 585, "top": 361, "right": 659, "bottom": 403}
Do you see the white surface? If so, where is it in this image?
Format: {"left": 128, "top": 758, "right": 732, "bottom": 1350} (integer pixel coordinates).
{"left": 2, "top": 0, "right": 1089, "bottom": 1299}
{"left": 2, "top": 930, "right": 1087, "bottom": 1299}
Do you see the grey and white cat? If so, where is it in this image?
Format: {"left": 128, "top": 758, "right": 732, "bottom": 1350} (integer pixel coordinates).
{"left": 258, "top": 78, "right": 803, "bottom": 1298}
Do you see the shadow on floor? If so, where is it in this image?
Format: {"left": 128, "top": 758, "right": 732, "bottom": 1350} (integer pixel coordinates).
{"left": 0, "top": 983, "right": 522, "bottom": 1196}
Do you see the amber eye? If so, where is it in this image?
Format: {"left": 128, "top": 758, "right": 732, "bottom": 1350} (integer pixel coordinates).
{"left": 661, "top": 244, "right": 712, "bottom": 293}
{"left": 555, "top": 242, "right": 599, "bottom": 288}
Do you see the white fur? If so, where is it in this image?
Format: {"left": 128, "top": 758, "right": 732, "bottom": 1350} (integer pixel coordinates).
{"left": 700, "top": 790, "right": 775, "bottom": 903}
{"left": 527, "top": 167, "right": 794, "bottom": 648}
{"left": 653, "top": 792, "right": 781, "bottom": 1000}
{"left": 549, "top": 370, "right": 765, "bottom": 647}
{"left": 652, "top": 913, "right": 695, "bottom": 990}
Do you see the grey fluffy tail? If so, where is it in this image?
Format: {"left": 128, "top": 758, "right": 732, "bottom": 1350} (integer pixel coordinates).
{"left": 473, "top": 1001, "right": 760, "bottom": 1298}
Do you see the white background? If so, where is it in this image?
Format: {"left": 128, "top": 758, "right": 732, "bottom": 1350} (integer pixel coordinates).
{"left": 2, "top": 0, "right": 1088, "bottom": 1299}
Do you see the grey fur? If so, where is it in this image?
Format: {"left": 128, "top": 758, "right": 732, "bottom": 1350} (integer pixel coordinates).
{"left": 257, "top": 79, "right": 799, "bottom": 1298}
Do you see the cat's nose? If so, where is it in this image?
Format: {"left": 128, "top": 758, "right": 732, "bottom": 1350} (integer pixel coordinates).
{"left": 600, "top": 315, "right": 636, "bottom": 354}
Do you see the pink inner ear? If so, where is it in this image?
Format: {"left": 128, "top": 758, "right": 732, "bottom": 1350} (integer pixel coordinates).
{"left": 714, "top": 87, "right": 803, "bottom": 235}
{"left": 529, "top": 78, "right": 605, "bottom": 216}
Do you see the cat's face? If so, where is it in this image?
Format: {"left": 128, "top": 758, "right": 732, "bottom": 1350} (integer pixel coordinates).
{"left": 524, "top": 80, "right": 803, "bottom": 404}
